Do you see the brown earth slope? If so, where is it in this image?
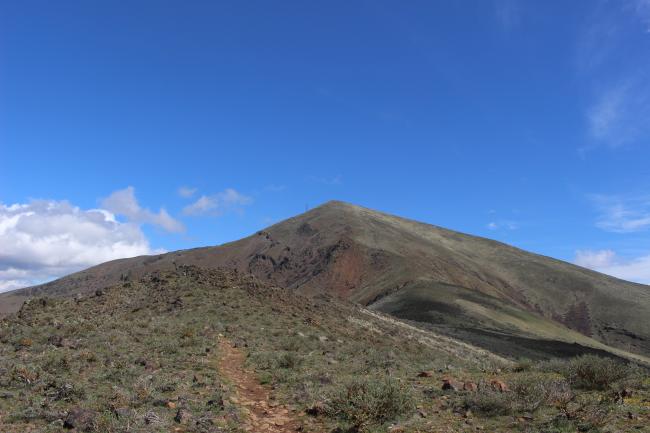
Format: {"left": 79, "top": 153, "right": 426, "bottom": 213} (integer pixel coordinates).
{"left": 2, "top": 200, "right": 649, "bottom": 360}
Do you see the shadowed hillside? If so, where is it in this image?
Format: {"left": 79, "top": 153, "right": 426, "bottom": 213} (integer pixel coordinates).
{"left": 2, "top": 200, "right": 650, "bottom": 361}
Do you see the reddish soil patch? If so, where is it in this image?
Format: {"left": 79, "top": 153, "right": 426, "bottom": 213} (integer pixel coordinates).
{"left": 217, "top": 336, "right": 314, "bottom": 433}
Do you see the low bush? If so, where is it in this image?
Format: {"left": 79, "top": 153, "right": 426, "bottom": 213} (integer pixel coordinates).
{"left": 276, "top": 351, "right": 302, "bottom": 369}
{"left": 462, "top": 388, "right": 512, "bottom": 416}
{"left": 541, "top": 355, "right": 634, "bottom": 390}
{"left": 508, "top": 373, "right": 573, "bottom": 412}
{"left": 325, "top": 377, "right": 414, "bottom": 431}
{"left": 464, "top": 374, "right": 573, "bottom": 416}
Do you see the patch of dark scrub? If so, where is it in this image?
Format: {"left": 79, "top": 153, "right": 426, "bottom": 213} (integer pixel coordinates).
{"left": 383, "top": 299, "right": 466, "bottom": 325}
{"left": 439, "top": 327, "right": 625, "bottom": 361}
{"left": 554, "top": 301, "right": 593, "bottom": 336}
{"left": 365, "top": 281, "right": 412, "bottom": 306}
{"left": 307, "top": 239, "right": 351, "bottom": 277}
{"left": 143, "top": 255, "right": 164, "bottom": 265}
{"left": 603, "top": 326, "right": 647, "bottom": 341}
{"left": 369, "top": 250, "right": 390, "bottom": 269}
{"left": 322, "top": 239, "right": 350, "bottom": 263}
{"left": 247, "top": 253, "right": 293, "bottom": 279}
{"left": 296, "top": 222, "right": 317, "bottom": 236}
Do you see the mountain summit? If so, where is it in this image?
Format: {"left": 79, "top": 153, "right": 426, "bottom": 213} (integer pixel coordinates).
{"left": 3, "top": 200, "right": 649, "bottom": 361}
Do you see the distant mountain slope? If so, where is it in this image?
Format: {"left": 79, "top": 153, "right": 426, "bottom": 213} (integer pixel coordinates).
{"left": 3, "top": 200, "right": 649, "bottom": 360}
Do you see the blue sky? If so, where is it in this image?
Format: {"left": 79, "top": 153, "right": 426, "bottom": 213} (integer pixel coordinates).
{"left": 2, "top": 0, "right": 650, "bottom": 290}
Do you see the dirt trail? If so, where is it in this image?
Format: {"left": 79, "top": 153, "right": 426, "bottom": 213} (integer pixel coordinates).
{"left": 217, "top": 336, "right": 307, "bottom": 433}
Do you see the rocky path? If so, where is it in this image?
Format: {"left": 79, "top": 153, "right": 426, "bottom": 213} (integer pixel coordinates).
{"left": 217, "top": 336, "right": 308, "bottom": 433}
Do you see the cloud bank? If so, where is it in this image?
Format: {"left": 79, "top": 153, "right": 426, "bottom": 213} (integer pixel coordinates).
{"left": 574, "top": 249, "right": 650, "bottom": 284}
{"left": 183, "top": 188, "right": 252, "bottom": 216}
{"left": 177, "top": 186, "right": 197, "bottom": 198}
{"left": 0, "top": 200, "right": 161, "bottom": 292}
{"left": 0, "top": 187, "right": 185, "bottom": 292}
{"left": 591, "top": 194, "right": 650, "bottom": 233}
{"left": 579, "top": 2, "right": 650, "bottom": 149}
{"left": 101, "top": 187, "right": 184, "bottom": 233}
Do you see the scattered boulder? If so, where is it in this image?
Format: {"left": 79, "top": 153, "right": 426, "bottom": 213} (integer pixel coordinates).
{"left": 174, "top": 408, "right": 192, "bottom": 424}
{"left": 463, "top": 381, "right": 478, "bottom": 391}
{"left": 305, "top": 402, "right": 326, "bottom": 416}
{"left": 48, "top": 335, "right": 64, "bottom": 347}
{"left": 135, "top": 357, "right": 159, "bottom": 371}
{"left": 206, "top": 395, "right": 224, "bottom": 409}
{"left": 63, "top": 408, "right": 96, "bottom": 431}
{"left": 417, "top": 371, "right": 433, "bottom": 378}
{"left": 16, "top": 338, "right": 33, "bottom": 349}
{"left": 49, "top": 383, "right": 76, "bottom": 401}
{"left": 170, "top": 297, "right": 183, "bottom": 309}
{"left": 112, "top": 407, "right": 130, "bottom": 419}
{"left": 490, "top": 379, "right": 509, "bottom": 392}
{"left": 144, "top": 410, "right": 162, "bottom": 425}
{"left": 614, "top": 387, "right": 633, "bottom": 402}
{"left": 55, "top": 338, "right": 80, "bottom": 350}
{"left": 442, "top": 378, "right": 464, "bottom": 391}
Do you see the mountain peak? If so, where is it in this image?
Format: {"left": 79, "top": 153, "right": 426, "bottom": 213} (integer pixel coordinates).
{"left": 2, "top": 202, "right": 650, "bottom": 363}
{"left": 311, "top": 200, "right": 363, "bottom": 212}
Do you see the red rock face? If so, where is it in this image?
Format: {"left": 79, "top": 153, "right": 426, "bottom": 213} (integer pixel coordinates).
{"left": 322, "top": 240, "right": 365, "bottom": 298}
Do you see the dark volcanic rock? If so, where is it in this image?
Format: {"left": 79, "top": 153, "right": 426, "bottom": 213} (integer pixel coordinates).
{"left": 63, "top": 407, "right": 96, "bottom": 431}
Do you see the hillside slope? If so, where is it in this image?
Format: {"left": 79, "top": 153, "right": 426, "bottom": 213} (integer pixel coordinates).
{"left": 2, "top": 266, "right": 648, "bottom": 432}
{"left": 3, "top": 200, "right": 649, "bottom": 360}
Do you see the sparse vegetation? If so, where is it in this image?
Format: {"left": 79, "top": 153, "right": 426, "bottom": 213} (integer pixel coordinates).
{"left": 540, "top": 354, "right": 638, "bottom": 390}
{"left": 324, "top": 377, "right": 414, "bottom": 431}
{"left": 1, "top": 266, "right": 648, "bottom": 433}
{"left": 462, "top": 373, "right": 573, "bottom": 416}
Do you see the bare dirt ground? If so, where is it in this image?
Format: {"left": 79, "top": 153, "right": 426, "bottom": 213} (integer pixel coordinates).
{"left": 217, "top": 336, "right": 319, "bottom": 433}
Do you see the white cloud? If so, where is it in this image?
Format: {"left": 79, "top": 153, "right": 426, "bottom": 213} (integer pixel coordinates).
{"left": 0, "top": 200, "right": 161, "bottom": 292}
{"left": 577, "top": 2, "right": 650, "bottom": 149}
{"left": 101, "top": 186, "right": 184, "bottom": 233}
{"left": 574, "top": 249, "right": 650, "bottom": 284}
{"left": 591, "top": 194, "right": 650, "bottom": 232}
{"left": 587, "top": 79, "right": 650, "bottom": 147}
{"left": 183, "top": 188, "right": 252, "bottom": 216}
{"left": 575, "top": 249, "right": 617, "bottom": 268}
{"left": 486, "top": 220, "right": 518, "bottom": 231}
{"left": 178, "top": 186, "right": 197, "bottom": 198}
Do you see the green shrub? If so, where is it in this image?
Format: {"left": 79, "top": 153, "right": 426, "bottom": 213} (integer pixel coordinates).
{"left": 464, "top": 374, "right": 574, "bottom": 415}
{"left": 512, "top": 358, "right": 534, "bottom": 372}
{"left": 325, "top": 377, "right": 414, "bottom": 430}
{"left": 276, "top": 351, "right": 302, "bottom": 369}
{"left": 508, "top": 373, "right": 573, "bottom": 412}
{"left": 542, "top": 355, "right": 633, "bottom": 390}
{"left": 462, "top": 389, "right": 512, "bottom": 416}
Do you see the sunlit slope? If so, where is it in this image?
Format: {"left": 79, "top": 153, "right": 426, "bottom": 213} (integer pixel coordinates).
{"left": 4, "top": 200, "right": 649, "bottom": 359}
